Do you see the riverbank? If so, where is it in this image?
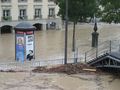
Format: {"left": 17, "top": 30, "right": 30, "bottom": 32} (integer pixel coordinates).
{"left": 32, "top": 63, "right": 98, "bottom": 75}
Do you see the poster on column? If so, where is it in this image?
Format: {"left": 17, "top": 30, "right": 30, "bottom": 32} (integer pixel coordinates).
{"left": 16, "top": 34, "right": 24, "bottom": 62}
{"left": 26, "top": 34, "right": 34, "bottom": 61}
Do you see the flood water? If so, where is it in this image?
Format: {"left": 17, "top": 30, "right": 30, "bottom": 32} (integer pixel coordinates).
{"left": 0, "top": 23, "right": 120, "bottom": 62}
{"left": 0, "top": 72, "right": 120, "bottom": 90}
{"left": 0, "top": 23, "right": 120, "bottom": 90}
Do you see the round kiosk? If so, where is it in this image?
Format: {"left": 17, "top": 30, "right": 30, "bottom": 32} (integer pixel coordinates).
{"left": 14, "top": 22, "right": 35, "bottom": 63}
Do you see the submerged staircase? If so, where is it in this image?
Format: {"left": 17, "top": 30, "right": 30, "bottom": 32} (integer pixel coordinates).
{"left": 85, "top": 40, "right": 120, "bottom": 68}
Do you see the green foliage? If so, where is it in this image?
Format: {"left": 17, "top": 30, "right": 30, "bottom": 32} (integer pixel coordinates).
{"left": 99, "top": 0, "right": 120, "bottom": 23}
{"left": 55, "top": 0, "right": 120, "bottom": 23}
{"left": 55, "top": 0, "right": 98, "bottom": 23}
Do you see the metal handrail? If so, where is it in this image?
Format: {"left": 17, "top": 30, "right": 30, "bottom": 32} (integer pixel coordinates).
{"left": 85, "top": 40, "right": 120, "bottom": 63}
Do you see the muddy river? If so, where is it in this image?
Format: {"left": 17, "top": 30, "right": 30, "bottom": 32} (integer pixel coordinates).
{"left": 0, "top": 72, "right": 120, "bottom": 90}
{"left": 0, "top": 23, "right": 120, "bottom": 90}
{"left": 0, "top": 23, "right": 120, "bottom": 62}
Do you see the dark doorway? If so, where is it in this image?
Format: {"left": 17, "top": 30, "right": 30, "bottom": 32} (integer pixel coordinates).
{"left": 1, "top": 25, "right": 12, "bottom": 34}
{"left": 47, "top": 22, "right": 56, "bottom": 30}
{"left": 33, "top": 23, "right": 42, "bottom": 31}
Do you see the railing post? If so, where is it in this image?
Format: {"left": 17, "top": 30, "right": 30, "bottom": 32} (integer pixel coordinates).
{"left": 74, "top": 48, "right": 78, "bottom": 64}
{"left": 109, "top": 40, "right": 111, "bottom": 53}
{"left": 85, "top": 52, "right": 87, "bottom": 63}
{"left": 96, "top": 46, "right": 98, "bottom": 58}
{"left": 119, "top": 44, "right": 120, "bottom": 52}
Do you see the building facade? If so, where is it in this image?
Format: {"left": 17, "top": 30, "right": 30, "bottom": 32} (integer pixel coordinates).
{"left": 0, "top": 0, "right": 62, "bottom": 33}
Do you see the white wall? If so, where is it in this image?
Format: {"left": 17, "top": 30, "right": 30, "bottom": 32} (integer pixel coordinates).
{"left": 11, "top": 0, "right": 18, "bottom": 21}
{"left": 42, "top": 0, "right": 48, "bottom": 19}
{"left": 0, "top": 0, "right": 60, "bottom": 21}
{"left": 28, "top": 0, "right": 34, "bottom": 20}
{"left": 0, "top": 2, "right": 1, "bottom": 21}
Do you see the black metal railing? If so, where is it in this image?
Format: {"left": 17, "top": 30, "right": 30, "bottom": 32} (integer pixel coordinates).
{"left": 18, "top": 16, "right": 28, "bottom": 20}
{"left": 1, "top": 0, "right": 11, "bottom": 3}
{"left": 34, "top": 15, "right": 42, "bottom": 19}
{"left": 34, "top": 0, "right": 42, "bottom": 2}
{"left": 85, "top": 40, "right": 120, "bottom": 63}
{"left": 1, "top": 16, "right": 12, "bottom": 21}
{"left": 18, "top": 0, "right": 27, "bottom": 3}
{"left": 48, "top": 15, "right": 55, "bottom": 19}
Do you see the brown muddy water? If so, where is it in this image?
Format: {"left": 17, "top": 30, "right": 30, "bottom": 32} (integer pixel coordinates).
{"left": 0, "top": 72, "right": 120, "bottom": 90}
{"left": 0, "top": 23, "right": 120, "bottom": 62}
{"left": 0, "top": 23, "right": 120, "bottom": 90}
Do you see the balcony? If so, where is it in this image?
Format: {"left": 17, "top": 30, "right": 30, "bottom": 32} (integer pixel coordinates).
{"left": 34, "top": 15, "right": 42, "bottom": 20}
{"left": 1, "top": 0, "right": 11, "bottom": 6}
{"left": 48, "top": 15, "right": 55, "bottom": 19}
{"left": 1, "top": 16, "right": 12, "bottom": 21}
{"left": 18, "top": 0, "right": 27, "bottom": 3}
{"left": 18, "top": 0, "right": 27, "bottom": 5}
{"left": 48, "top": 0, "right": 54, "bottom": 2}
{"left": 34, "top": 0, "right": 42, "bottom": 3}
{"left": 48, "top": 0, "right": 55, "bottom": 5}
{"left": 18, "top": 16, "right": 27, "bottom": 20}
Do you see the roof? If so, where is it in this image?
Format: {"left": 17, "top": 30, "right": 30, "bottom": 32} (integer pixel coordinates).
{"left": 14, "top": 22, "right": 36, "bottom": 31}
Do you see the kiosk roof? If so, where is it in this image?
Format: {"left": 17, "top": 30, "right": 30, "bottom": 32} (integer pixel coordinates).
{"left": 14, "top": 22, "right": 36, "bottom": 31}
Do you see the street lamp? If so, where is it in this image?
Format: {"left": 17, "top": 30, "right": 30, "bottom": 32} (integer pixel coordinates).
{"left": 94, "top": 15, "right": 98, "bottom": 32}
{"left": 92, "top": 15, "right": 99, "bottom": 47}
{"left": 64, "top": 0, "right": 68, "bottom": 64}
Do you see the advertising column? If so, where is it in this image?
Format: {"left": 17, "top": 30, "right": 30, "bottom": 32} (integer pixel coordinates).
{"left": 15, "top": 22, "right": 35, "bottom": 62}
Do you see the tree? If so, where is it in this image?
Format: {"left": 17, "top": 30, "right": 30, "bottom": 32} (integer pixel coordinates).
{"left": 55, "top": 0, "right": 98, "bottom": 51}
{"left": 56, "top": 0, "right": 98, "bottom": 22}
{"left": 99, "top": 0, "right": 120, "bottom": 23}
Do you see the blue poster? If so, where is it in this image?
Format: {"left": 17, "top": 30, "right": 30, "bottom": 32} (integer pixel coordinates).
{"left": 16, "top": 34, "right": 24, "bottom": 62}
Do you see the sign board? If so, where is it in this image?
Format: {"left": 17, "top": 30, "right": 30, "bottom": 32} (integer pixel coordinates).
{"left": 26, "top": 31, "right": 34, "bottom": 61}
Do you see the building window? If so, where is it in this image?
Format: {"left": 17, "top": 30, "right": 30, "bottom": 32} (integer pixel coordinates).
{"left": 1, "top": 0, "right": 11, "bottom": 3}
{"left": 19, "top": 9, "right": 27, "bottom": 20}
{"left": 34, "top": 9, "right": 42, "bottom": 19}
{"left": 2, "top": 9, "right": 11, "bottom": 21}
{"left": 20, "top": 9, "right": 26, "bottom": 16}
{"left": 3, "top": 9, "right": 10, "bottom": 17}
{"left": 48, "top": 8, "right": 55, "bottom": 18}
{"left": 34, "top": 0, "right": 42, "bottom": 2}
{"left": 18, "top": 0, "right": 27, "bottom": 2}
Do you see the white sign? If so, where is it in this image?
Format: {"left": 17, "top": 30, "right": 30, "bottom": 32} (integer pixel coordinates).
{"left": 26, "top": 35, "right": 34, "bottom": 61}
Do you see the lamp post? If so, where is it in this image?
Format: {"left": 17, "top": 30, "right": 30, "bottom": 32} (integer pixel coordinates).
{"left": 64, "top": 0, "right": 68, "bottom": 64}
{"left": 92, "top": 15, "right": 99, "bottom": 47}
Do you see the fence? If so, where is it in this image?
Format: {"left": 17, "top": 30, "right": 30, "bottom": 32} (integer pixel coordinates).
{"left": 0, "top": 57, "right": 82, "bottom": 71}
